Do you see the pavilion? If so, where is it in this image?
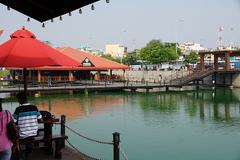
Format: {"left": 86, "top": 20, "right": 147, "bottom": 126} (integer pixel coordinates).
{"left": 11, "top": 47, "right": 129, "bottom": 83}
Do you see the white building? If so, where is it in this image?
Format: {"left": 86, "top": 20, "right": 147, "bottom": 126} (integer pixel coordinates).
{"left": 179, "top": 42, "right": 205, "bottom": 55}
{"left": 105, "top": 44, "right": 127, "bottom": 58}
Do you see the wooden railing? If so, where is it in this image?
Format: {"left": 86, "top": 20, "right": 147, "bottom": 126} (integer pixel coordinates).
{"left": 169, "top": 69, "right": 215, "bottom": 85}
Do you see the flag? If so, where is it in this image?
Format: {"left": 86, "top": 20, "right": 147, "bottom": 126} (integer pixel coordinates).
{"left": 0, "top": 30, "right": 3, "bottom": 36}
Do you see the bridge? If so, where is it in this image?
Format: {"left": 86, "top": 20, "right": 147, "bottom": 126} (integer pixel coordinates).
{"left": 169, "top": 50, "right": 240, "bottom": 87}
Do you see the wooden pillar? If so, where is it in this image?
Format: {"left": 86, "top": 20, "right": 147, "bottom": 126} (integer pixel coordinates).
{"left": 123, "top": 70, "right": 126, "bottom": 80}
{"left": 110, "top": 70, "right": 113, "bottom": 80}
{"left": 225, "top": 52, "right": 230, "bottom": 71}
{"left": 28, "top": 70, "right": 32, "bottom": 81}
{"left": 68, "top": 71, "right": 73, "bottom": 81}
{"left": 37, "top": 70, "right": 41, "bottom": 82}
{"left": 200, "top": 53, "right": 205, "bottom": 71}
{"left": 98, "top": 71, "right": 101, "bottom": 80}
{"left": 23, "top": 68, "right": 27, "bottom": 95}
{"left": 214, "top": 54, "right": 218, "bottom": 70}
{"left": 11, "top": 70, "right": 16, "bottom": 80}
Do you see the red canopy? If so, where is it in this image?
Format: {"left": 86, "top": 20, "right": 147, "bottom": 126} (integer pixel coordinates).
{"left": 0, "top": 27, "right": 79, "bottom": 93}
{"left": 0, "top": 27, "right": 79, "bottom": 68}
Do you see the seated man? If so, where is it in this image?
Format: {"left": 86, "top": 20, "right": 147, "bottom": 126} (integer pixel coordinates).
{"left": 13, "top": 92, "right": 42, "bottom": 156}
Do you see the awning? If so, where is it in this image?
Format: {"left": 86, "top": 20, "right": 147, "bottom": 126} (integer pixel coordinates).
{"left": 0, "top": 0, "right": 100, "bottom": 22}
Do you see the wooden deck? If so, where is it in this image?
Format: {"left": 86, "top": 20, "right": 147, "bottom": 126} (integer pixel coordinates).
{"left": 2, "top": 69, "right": 239, "bottom": 93}
{"left": 26, "top": 147, "right": 88, "bottom": 160}
{"left": 0, "top": 83, "right": 171, "bottom": 93}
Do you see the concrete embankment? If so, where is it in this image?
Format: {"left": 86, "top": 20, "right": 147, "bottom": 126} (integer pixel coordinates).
{"left": 113, "top": 70, "right": 192, "bottom": 83}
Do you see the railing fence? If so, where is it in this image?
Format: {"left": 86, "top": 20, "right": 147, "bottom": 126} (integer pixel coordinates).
{"left": 59, "top": 115, "right": 127, "bottom": 160}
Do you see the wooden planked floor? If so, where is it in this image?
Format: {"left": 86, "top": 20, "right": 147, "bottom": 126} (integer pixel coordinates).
{"left": 26, "top": 146, "right": 88, "bottom": 160}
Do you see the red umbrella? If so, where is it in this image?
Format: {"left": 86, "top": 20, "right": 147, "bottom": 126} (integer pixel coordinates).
{"left": 0, "top": 27, "right": 79, "bottom": 93}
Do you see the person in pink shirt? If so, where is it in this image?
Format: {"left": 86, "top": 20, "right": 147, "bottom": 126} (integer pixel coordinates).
{"left": 0, "top": 99, "right": 13, "bottom": 160}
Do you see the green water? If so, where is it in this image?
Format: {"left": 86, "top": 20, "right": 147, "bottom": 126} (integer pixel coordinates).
{"left": 3, "top": 88, "right": 240, "bottom": 160}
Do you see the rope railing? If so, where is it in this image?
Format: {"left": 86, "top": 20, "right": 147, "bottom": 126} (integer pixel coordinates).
{"left": 119, "top": 145, "right": 129, "bottom": 160}
{"left": 64, "top": 125, "right": 113, "bottom": 145}
{"left": 66, "top": 139, "right": 101, "bottom": 160}
{"left": 59, "top": 115, "right": 126, "bottom": 160}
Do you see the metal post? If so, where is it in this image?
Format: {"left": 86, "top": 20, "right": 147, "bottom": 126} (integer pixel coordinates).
{"left": 61, "top": 115, "right": 66, "bottom": 147}
{"left": 113, "top": 132, "right": 120, "bottom": 160}
{"left": 61, "top": 115, "right": 66, "bottom": 135}
{"left": 23, "top": 68, "right": 27, "bottom": 95}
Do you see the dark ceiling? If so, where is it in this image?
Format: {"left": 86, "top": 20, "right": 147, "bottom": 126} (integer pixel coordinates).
{"left": 0, "top": 0, "right": 100, "bottom": 22}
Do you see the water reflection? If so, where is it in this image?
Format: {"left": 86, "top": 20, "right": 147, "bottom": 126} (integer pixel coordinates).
{"left": 136, "top": 89, "right": 240, "bottom": 127}
{"left": 32, "top": 94, "right": 123, "bottom": 119}
{"left": 7, "top": 88, "right": 240, "bottom": 125}
{"left": 3, "top": 89, "right": 240, "bottom": 160}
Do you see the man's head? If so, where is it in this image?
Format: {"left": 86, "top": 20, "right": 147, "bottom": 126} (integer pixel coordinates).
{"left": 16, "top": 92, "right": 27, "bottom": 104}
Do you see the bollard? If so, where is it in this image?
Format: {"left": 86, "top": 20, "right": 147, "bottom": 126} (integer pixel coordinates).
{"left": 113, "top": 132, "right": 120, "bottom": 160}
{"left": 61, "top": 115, "right": 66, "bottom": 147}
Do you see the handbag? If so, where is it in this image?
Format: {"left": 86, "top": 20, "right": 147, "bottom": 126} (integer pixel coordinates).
{"left": 6, "top": 111, "right": 19, "bottom": 143}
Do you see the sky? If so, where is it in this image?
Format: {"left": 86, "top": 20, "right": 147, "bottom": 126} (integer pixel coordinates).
{"left": 0, "top": 0, "right": 240, "bottom": 51}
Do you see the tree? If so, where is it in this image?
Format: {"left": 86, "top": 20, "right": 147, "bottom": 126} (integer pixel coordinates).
{"left": 122, "top": 51, "right": 138, "bottom": 65}
{"left": 139, "top": 40, "right": 179, "bottom": 64}
{"left": 184, "top": 51, "right": 199, "bottom": 64}
{"left": 0, "top": 69, "right": 10, "bottom": 80}
{"left": 101, "top": 54, "right": 121, "bottom": 63}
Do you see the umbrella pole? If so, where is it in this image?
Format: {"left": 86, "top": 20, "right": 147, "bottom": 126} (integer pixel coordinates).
{"left": 23, "top": 68, "right": 27, "bottom": 95}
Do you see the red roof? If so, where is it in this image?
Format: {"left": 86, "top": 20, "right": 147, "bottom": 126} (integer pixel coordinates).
{"left": 0, "top": 29, "right": 79, "bottom": 68}
{"left": 32, "top": 47, "right": 129, "bottom": 70}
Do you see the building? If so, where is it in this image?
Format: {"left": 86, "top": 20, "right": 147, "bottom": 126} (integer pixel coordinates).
{"left": 179, "top": 42, "right": 205, "bottom": 56}
{"left": 10, "top": 47, "right": 129, "bottom": 83}
{"left": 105, "top": 44, "right": 127, "bottom": 58}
